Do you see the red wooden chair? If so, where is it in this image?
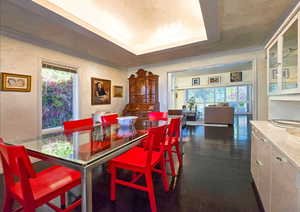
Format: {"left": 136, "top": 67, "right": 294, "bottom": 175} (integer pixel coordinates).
{"left": 164, "top": 117, "right": 183, "bottom": 177}
{"left": 140, "top": 118, "right": 183, "bottom": 176}
{"left": 109, "top": 125, "right": 169, "bottom": 212}
{"left": 101, "top": 113, "right": 118, "bottom": 125}
{"left": 148, "top": 112, "right": 168, "bottom": 121}
{"left": 0, "top": 139, "right": 81, "bottom": 212}
{"left": 63, "top": 118, "right": 93, "bottom": 132}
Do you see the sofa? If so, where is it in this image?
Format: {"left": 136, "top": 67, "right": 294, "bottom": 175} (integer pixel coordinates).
{"left": 204, "top": 106, "right": 234, "bottom": 125}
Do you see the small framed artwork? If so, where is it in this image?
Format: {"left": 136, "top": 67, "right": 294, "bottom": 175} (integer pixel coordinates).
{"left": 192, "top": 77, "right": 200, "bottom": 86}
{"left": 91, "top": 77, "right": 111, "bottom": 105}
{"left": 0, "top": 73, "right": 31, "bottom": 92}
{"left": 230, "top": 72, "right": 243, "bottom": 82}
{"left": 113, "top": 86, "right": 123, "bottom": 97}
{"left": 208, "top": 75, "right": 221, "bottom": 84}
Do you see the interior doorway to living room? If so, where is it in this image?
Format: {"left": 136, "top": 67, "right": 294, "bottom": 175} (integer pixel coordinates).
{"left": 168, "top": 60, "right": 256, "bottom": 125}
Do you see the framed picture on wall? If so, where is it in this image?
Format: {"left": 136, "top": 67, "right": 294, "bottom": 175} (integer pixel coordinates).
{"left": 91, "top": 77, "right": 111, "bottom": 105}
{"left": 208, "top": 75, "right": 221, "bottom": 84}
{"left": 230, "top": 72, "right": 243, "bottom": 82}
{"left": 113, "top": 85, "right": 123, "bottom": 97}
{"left": 192, "top": 77, "right": 200, "bottom": 86}
{"left": 0, "top": 72, "right": 31, "bottom": 92}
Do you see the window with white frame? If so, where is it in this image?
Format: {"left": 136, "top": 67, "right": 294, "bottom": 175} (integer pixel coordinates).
{"left": 41, "top": 63, "right": 78, "bottom": 130}
{"left": 186, "top": 85, "right": 252, "bottom": 119}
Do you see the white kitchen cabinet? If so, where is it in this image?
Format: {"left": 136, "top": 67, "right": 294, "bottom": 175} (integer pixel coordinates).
{"left": 257, "top": 137, "right": 271, "bottom": 212}
{"left": 270, "top": 148, "right": 299, "bottom": 212}
{"left": 268, "top": 40, "right": 280, "bottom": 94}
{"left": 251, "top": 125, "right": 300, "bottom": 212}
{"left": 251, "top": 130, "right": 260, "bottom": 188}
{"left": 266, "top": 11, "right": 300, "bottom": 96}
{"left": 251, "top": 128, "right": 271, "bottom": 212}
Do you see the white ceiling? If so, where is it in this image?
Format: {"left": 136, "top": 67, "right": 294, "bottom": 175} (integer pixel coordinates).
{"left": 1, "top": 0, "right": 298, "bottom": 68}
{"left": 32, "top": 0, "right": 207, "bottom": 55}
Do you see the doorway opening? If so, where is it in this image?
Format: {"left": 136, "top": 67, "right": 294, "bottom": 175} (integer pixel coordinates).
{"left": 167, "top": 60, "right": 256, "bottom": 122}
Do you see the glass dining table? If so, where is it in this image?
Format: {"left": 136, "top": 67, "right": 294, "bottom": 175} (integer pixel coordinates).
{"left": 4, "top": 119, "right": 168, "bottom": 212}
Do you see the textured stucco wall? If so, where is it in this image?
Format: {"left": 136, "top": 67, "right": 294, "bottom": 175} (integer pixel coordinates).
{"left": 128, "top": 47, "right": 268, "bottom": 121}
{"left": 0, "top": 35, "right": 128, "bottom": 142}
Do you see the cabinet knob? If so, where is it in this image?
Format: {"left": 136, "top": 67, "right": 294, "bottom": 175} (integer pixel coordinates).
{"left": 275, "top": 156, "right": 287, "bottom": 162}
{"left": 256, "top": 160, "right": 263, "bottom": 166}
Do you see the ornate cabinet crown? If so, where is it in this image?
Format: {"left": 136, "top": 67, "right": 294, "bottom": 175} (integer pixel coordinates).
{"left": 123, "top": 69, "right": 160, "bottom": 118}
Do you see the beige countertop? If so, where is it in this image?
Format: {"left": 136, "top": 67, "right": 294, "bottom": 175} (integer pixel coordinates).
{"left": 251, "top": 121, "right": 300, "bottom": 169}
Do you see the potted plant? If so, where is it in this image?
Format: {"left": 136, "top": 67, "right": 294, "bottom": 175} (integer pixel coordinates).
{"left": 187, "top": 97, "right": 196, "bottom": 111}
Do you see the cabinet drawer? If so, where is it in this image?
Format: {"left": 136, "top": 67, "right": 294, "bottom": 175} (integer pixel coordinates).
{"left": 251, "top": 133, "right": 259, "bottom": 184}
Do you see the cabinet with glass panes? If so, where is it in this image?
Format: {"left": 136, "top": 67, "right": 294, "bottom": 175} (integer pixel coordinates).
{"left": 266, "top": 12, "right": 300, "bottom": 96}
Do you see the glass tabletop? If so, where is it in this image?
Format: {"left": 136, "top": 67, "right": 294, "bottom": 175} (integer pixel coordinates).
{"left": 5, "top": 119, "right": 168, "bottom": 166}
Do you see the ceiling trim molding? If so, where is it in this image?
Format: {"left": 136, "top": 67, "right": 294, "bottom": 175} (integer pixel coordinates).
{"left": 128, "top": 45, "right": 264, "bottom": 72}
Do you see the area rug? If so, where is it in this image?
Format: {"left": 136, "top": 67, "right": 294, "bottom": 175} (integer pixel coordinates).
{"left": 186, "top": 121, "right": 228, "bottom": 127}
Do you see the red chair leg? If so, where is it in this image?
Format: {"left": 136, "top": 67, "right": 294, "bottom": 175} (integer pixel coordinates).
{"left": 175, "top": 144, "right": 183, "bottom": 167}
{"left": 60, "top": 193, "right": 66, "bottom": 209}
{"left": 145, "top": 172, "right": 157, "bottom": 212}
{"left": 3, "top": 192, "right": 14, "bottom": 212}
{"left": 110, "top": 166, "right": 117, "bottom": 201}
{"left": 23, "top": 205, "right": 35, "bottom": 212}
{"left": 160, "top": 157, "right": 169, "bottom": 192}
{"left": 167, "top": 149, "right": 176, "bottom": 177}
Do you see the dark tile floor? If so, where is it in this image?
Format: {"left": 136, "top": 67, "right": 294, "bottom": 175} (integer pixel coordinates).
{"left": 0, "top": 115, "right": 263, "bottom": 212}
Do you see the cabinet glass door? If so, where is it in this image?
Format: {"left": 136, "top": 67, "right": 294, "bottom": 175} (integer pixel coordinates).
{"left": 268, "top": 42, "right": 279, "bottom": 93}
{"left": 282, "top": 20, "right": 298, "bottom": 90}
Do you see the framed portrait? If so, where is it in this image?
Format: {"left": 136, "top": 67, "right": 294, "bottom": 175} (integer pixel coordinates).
{"left": 192, "top": 77, "right": 200, "bottom": 86}
{"left": 230, "top": 72, "right": 243, "bottom": 82}
{"left": 91, "top": 78, "right": 111, "bottom": 105}
{"left": 208, "top": 75, "right": 221, "bottom": 84}
{"left": 113, "top": 86, "right": 123, "bottom": 97}
{"left": 0, "top": 73, "right": 31, "bottom": 92}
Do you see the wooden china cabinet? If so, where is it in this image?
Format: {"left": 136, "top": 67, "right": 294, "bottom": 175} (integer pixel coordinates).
{"left": 123, "top": 69, "right": 160, "bottom": 118}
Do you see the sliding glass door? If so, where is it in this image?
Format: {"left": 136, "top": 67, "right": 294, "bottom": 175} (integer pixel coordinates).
{"left": 186, "top": 85, "right": 252, "bottom": 119}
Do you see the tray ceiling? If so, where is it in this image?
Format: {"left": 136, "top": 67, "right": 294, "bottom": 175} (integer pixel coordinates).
{"left": 32, "top": 0, "right": 207, "bottom": 55}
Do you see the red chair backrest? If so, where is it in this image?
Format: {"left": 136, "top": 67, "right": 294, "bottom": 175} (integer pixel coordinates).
{"left": 144, "top": 125, "right": 167, "bottom": 167}
{"left": 101, "top": 114, "right": 118, "bottom": 125}
{"left": 168, "top": 117, "right": 181, "bottom": 138}
{"left": 0, "top": 139, "right": 36, "bottom": 201}
{"left": 148, "top": 112, "right": 168, "bottom": 121}
{"left": 64, "top": 118, "right": 93, "bottom": 131}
